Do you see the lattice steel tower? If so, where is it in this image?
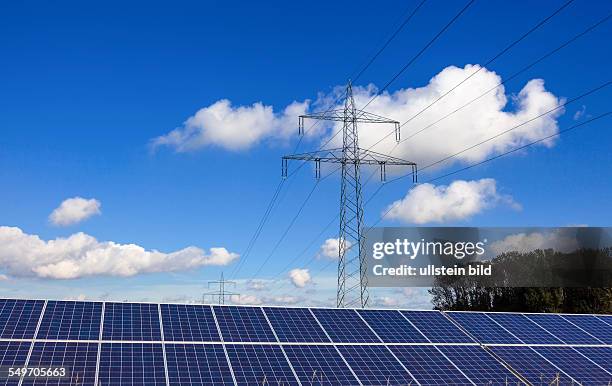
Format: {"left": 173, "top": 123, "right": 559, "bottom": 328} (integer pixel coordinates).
{"left": 282, "top": 81, "right": 417, "bottom": 308}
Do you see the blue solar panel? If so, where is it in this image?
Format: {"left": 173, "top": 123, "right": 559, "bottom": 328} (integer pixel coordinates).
{"left": 561, "top": 314, "right": 612, "bottom": 344}
{"left": 486, "top": 312, "right": 563, "bottom": 344}
{"left": 26, "top": 342, "right": 98, "bottom": 386}
{"left": 357, "top": 310, "right": 428, "bottom": 343}
{"left": 310, "top": 309, "right": 380, "bottom": 343}
{"left": 225, "top": 344, "right": 298, "bottom": 385}
{"left": 165, "top": 344, "right": 234, "bottom": 385}
{"left": 102, "top": 302, "right": 161, "bottom": 341}
{"left": 534, "top": 346, "right": 612, "bottom": 385}
{"left": 574, "top": 347, "right": 612, "bottom": 373}
{"left": 400, "top": 311, "right": 475, "bottom": 343}
{"left": 98, "top": 343, "right": 167, "bottom": 385}
{"left": 525, "top": 313, "right": 603, "bottom": 344}
{"left": 390, "top": 345, "right": 473, "bottom": 385}
{"left": 491, "top": 346, "right": 575, "bottom": 385}
{"left": 446, "top": 312, "right": 521, "bottom": 344}
{"left": 37, "top": 301, "right": 102, "bottom": 340}
{"left": 213, "top": 306, "right": 277, "bottom": 342}
{"left": 0, "top": 341, "right": 30, "bottom": 386}
{"left": 263, "top": 307, "right": 330, "bottom": 343}
{"left": 160, "top": 304, "right": 220, "bottom": 342}
{"left": 338, "top": 345, "right": 414, "bottom": 385}
{"left": 0, "top": 299, "right": 44, "bottom": 339}
{"left": 438, "top": 345, "right": 522, "bottom": 384}
{"left": 282, "top": 345, "right": 359, "bottom": 385}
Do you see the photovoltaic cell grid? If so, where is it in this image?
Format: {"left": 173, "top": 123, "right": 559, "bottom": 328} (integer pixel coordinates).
{"left": 282, "top": 345, "right": 359, "bottom": 385}
{"left": 36, "top": 301, "right": 102, "bottom": 340}
{"left": 438, "top": 345, "right": 522, "bottom": 385}
{"left": 525, "top": 313, "right": 603, "bottom": 344}
{"left": 560, "top": 314, "right": 612, "bottom": 344}
{"left": 446, "top": 311, "right": 521, "bottom": 344}
{"left": 389, "top": 345, "right": 473, "bottom": 385}
{"left": 99, "top": 343, "right": 167, "bottom": 385}
{"left": 401, "top": 311, "right": 475, "bottom": 343}
{"left": 25, "top": 342, "right": 98, "bottom": 386}
{"left": 160, "top": 304, "right": 220, "bottom": 342}
{"left": 311, "top": 308, "right": 380, "bottom": 343}
{"left": 225, "top": 344, "right": 298, "bottom": 386}
{"left": 337, "top": 345, "right": 415, "bottom": 385}
{"left": 0, "top": 300, "right": 44, "bottom": 339}
{"left": 534, "top": 346, "right": 612, "bottom": 385}
{"left": 486, "top": 312, "right": 563, "bottom": 344}
{"left": 165, "top": 344, "right": 234, "bottom": 385}
{"left": 575, "top": 347, "right": 612, "bottom": 373}
{"left": 0, "top": 341, "right": 30, "bottom": 386}
{"left": 263, "top": 307, "right": 329, "bottom": 343}
{"left": 213, "top": 306, "right": 277, "bottom": 342}
{"left": 491, "top": 346, "right": 575, "bottom": 385}
{"left": 102, "top": 302, "right": 161, "bottom": 341}
{"left": 357, "top": 309, "right": 428, "bottom": 343}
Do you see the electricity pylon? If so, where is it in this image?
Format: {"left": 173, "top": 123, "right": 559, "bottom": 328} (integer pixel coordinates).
{"left": 203, "top": 272, "right": 239, "bottom": 305}
{"left": 282, "top": 81, "right": 417, "bottom": 308}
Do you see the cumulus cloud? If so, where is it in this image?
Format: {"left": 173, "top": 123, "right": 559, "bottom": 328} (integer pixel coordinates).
{"left": 246, "top": 279, "right": 271, "bottom": 291}
{"left": 152, "top": 99, "right": 310, "bottom": 152}
{"left": 0, "top": 226, "right": 239, "bottom": 279}
{"left": 384, "top": 178, "right": 519, "bottom": 224}
{"left": 318, "top": 238, "right": 352, "bottom": 259}
{"left": 49, "top": 197, "right": 101, "bottom": 226}
{"left": 288, "top": 268, "right": 311, "bottom": 288}
{"left": 230, "top": 294, "right": 262, "bottom": 305}
{"left": 490, "top": 229, "right": 579, "bottom": 255}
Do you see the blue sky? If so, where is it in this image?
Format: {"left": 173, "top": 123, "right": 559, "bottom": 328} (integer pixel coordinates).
{"left": 0, "top": 0, "right": 610, "bottom": 307}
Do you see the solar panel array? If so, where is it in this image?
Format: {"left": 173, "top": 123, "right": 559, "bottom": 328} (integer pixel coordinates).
{"left": 0, "top": 299, "right": 610, "bottom": 385}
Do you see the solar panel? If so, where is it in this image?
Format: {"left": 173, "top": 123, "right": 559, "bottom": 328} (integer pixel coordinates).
{"left": 263, "top": 307, "right": 330, "bottom": 343}
{"left": 98, "top": 343, "right": 167, "bottom": 385}
{"left": 102, "top": 302, "right": 161, "bottom": 341}
{"left": 0, "top": 341, "right": 30, "bottom": 386}
{"left": 165, "top": 344, "right": 234, "bottom": 385}
{"left": 533, "top": 346, "right": 612, "bottom": 385}
{"left": 282, "top": 345, "right": 359, "bottom": 385}
{"left": 160, "top": 304, "right": 220, "bottom": 342}
{"left": 446, "top": 311, "right": 521, "bottom": 344}
{"left": 400, "top": 311, "right": 475, "bottom": 343}
{"left": 26, "top": 342, "right": 98, "bottom": 386}
{"left": 574, "top": 347, "right": 612, "bottom": 373}
{"left": 437, "top": 345, "right": 522, "bottom": 384}
{"left": 225, "top": 344, "right": 298, "bottom": 385}
{"left": 486, "top": 312, "right": 563, "bottom": 344}
{"left": 357, "top": 309, "right": 428, "bottom": 343}
{"left": 310, "top": 309, "right": 380, "bottom": 343}
{"left": 0, "top": 299, "right": 44, "bottom": 339}
{"left": 390, "top": 345, "right": 473, "bottom": 385}
{"left": 213, "top": 306, "right": 277, "bottom": 342}
{"left": 337, "top": 345, "right": 415, "bottom": 385}
{"left": 525, "top": 313, "right": 603, "bottom": 344}
{"left": 491, "top": 346, "right": 575, "bottom": 385}
{"left": 36, "top": 301, "right": 102, "bottom": 340}
{"left": 560, "top": 314, "right": 612, "bottom": 344}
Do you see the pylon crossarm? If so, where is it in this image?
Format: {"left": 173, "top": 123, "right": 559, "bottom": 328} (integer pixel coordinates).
{"left": 300, "top": 110, "right": 398, "bottom": 124}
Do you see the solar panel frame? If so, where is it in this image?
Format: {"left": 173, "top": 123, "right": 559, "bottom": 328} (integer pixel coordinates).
{"left": 446, "top": 311, "right": 521, "bottom": 344}
{"left": 437, "top": 345, "right": 522, "bottom": 385}
{"left": 263, "top": 307, "right": 330, "bottom": 343}
{"left": 533, "top": 346, "right": 612, "bottom": 385}
{"left": 337, "top": 345, "right": 416, "bottom": 385}
{"left": 36, "top": 301, "right": 102, "bottom": 341}
{"left": 490, "top": 346, "right": 576, "bottom": 385}
{"left": 561, "top": 314, "right": 612, "bottom": 344}
{"left": 160, "top": 304, "right": 220, "bottom": 342}
{"left": 310, "top": 308, "right": 381, "bottom": 343}
{"left": 282, "top": 345, "right": 360, "bottom": 385}
{"left": 213, "top": 306, "right": 278, "bottom": 342}
{"left": 390, "top": 345, "right": 473, "bottom": 385}
{"left": 357, "top": 309, "right": 429, "bottom": 343}
{"left": 26, "top": 341, "right": 99, "bottom": 386}
{"left": 486, "top": 312, "right": 563, "bottom": 344}
{"left": 98, "top": 343, "right": 167, "bottom": 386}
{"left": 101, "top": 302, "right": 162, "bottom": 341}
{"left": 574, "top": 347, "right": 612, "bottom": 373}
{"left": 225, "top": 344, "right": 299, "bottom": 386}
{"left": 165, "top": 344, "right": 234, "bottom": 385}
{"left": 400, "top": 311, "right": 475, "bottom": 343}
{"left": 525, "top": 313, "right": 603, "bottom": 344}
{"left": 0, "top": 299, "right": 44, "bottom": 340}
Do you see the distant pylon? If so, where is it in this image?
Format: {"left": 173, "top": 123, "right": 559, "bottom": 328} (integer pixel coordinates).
{"left": 282, "top": 81, "right": 417, "bottom": 308}
{"left": 203, "top": 272, "right": 239, "bottom": 305}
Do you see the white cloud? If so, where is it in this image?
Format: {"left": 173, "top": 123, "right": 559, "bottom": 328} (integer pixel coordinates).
{"left": 288, "top": 268, "right": 311, "bottom": 288}
{"left": 246, "top": 279, "right": 270, "bottom": 291}
{"left": 573, "top": 105, "right": 586, "bottom": 120}
{"left": 318, "top": 238, "right": 352, "bottom": 259}
{"left": 384, "top": 178, "right": 519, "bottom": 224}
{"left": 490, "top": 230, "right": 579, "bottom": 255}
{"left": 0, "top": 226, "right": 239, "bottom": 279}
{"left": 230, "top": 294, "right": 262, "bottom": 305}
{"left": 152, "top": 99, "right": 310, "bottom": 151}
{"left": 49, "top": 197, "right": 101, "bottom": 226}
